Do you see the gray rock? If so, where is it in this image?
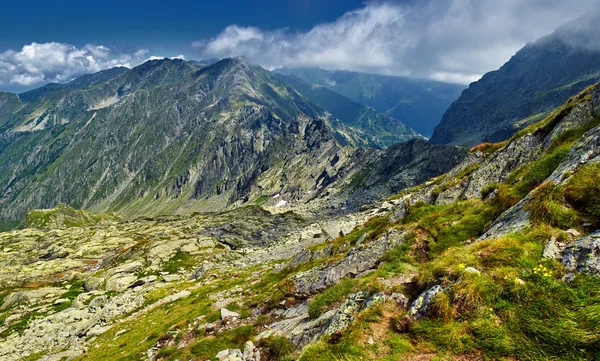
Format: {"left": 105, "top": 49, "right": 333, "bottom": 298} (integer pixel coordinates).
{"left": 216, "top": 349, "right": 230, "bottom": 361}
{"left": 464, "top": 267, "right": 481, "bottom": 275}
{"left": 83, "top": 277, "right": 105, "bottom": 292}
{"left": 561, "top": 231, "right": 600, "bottom": 275}
{"left": 388, "top": 293, "right": 409, "bottom": 308}
{"left": 408, "top": 285, "right": 443, "bottom": 319}
{"left": 220, "top": 308, "right": 240, "bottom": 320}
{"left": 543, "top": 236, "right": 562, "bottom": 260}
{"left": 258, "top": 291, "right": 382, "bottom": 348}
{"left": 292, "top": 230, "right": 407, "bottom": 296}
{"left": 389, "top": 196, "right": 411, "bottom": 223}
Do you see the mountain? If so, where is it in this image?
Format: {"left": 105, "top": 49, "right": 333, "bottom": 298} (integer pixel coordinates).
{"left": 1, "top": 80, "right": 599, "bottom": 361}
{"left": 273, "top": 67, "right": 465, "bottom": 137}
{"left": 274, "top": 73, "right": 424, "bottom": 147}
{"left": 430, "top": 13, "right": 600, "bottom": 146}
{"left": 0, "top": 57, "right": 455, "bottom": 230}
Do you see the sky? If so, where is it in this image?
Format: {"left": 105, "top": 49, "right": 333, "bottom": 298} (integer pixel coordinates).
{"left": 0, "top": 0, "right": 598, "bottom": 92}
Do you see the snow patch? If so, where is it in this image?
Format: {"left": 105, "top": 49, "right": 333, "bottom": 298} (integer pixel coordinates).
{"left": 275, "top": 200, "right": 288, "bottom": 208}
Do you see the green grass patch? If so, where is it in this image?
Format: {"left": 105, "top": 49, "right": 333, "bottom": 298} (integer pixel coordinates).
{"left": 564, "top": 161, "right": 600, "bottom": 226}
{"left": 308, "top": 279, "right": 356, "bottom": 319}
{"left": 190, "top": 325, "right": 255, "bottom": 359}
{"left": 162, "top": 251, "right": 197, "bottom": 274}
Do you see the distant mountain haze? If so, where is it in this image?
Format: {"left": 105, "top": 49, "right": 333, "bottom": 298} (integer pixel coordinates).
{"left": 430, "top": 12, "right": 600, "bottom": 146}
{"left": 272, "top": 67, "right": 465, "bottom": 137}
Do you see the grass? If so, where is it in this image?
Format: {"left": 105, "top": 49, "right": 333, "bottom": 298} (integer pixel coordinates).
{"left": 526, "top": 182, "right": 580, "bottom": 229}
{"left": 162, "top": 251, "right": 197, "bottom": 274}
{"left": 190, "top": 325, "right": 255, "bottom": 359}
{"left": 259, "top": 336, "right": 296, "bottom": 359}
{"left": 403, "top": 200, "right": 499, "bottom": 257}
{"left": 406, "top": 226, "right": 600, "bottom": 360}
{"left": 509, "top": 144, "right": 571, "bottom": 198}
{"left": 308, "top": 279, "right": 356, "bottom": 319}
{"left": 563, "top": 161, "right": 600, "bottom": 225}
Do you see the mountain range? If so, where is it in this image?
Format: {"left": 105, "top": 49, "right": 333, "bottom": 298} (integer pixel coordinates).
{"left": 273, "top": 67, "right": 465, "bottom": 137}
{"left": 0, "top": 57, "right": 458, "bottom": 230}
{"left": 3, "top": 13, "right": 600, "bottom": 361}
{"left": 430, "top": 12, "right": 600, "bottom": 146}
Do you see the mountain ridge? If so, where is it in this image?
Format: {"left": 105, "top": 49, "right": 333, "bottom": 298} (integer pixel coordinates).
{"left": 0, "top": 57, "right": 452, "bottom": 230}
{"left": 430, "top": 13, "right": 600, "bottom": 146}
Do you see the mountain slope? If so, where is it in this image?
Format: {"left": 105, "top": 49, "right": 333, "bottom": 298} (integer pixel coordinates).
{"left": 273, "top": 67, "right": 465, "bottom": 137}
{"left": 430, "top": 13, "right": 600, "bottom": 146}
{"left": 0, "top": 58, "right": 452, "bottom": 229}
{"left": 274, "top": 74, "right": 423, "bottom": 148}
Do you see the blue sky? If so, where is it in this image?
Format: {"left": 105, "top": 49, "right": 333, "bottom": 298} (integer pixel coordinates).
{"left": 0, "top": 0, "right": 597, "bottom": 92}
{"left": 0, "top": 0, "right": 366, "bottom": 55}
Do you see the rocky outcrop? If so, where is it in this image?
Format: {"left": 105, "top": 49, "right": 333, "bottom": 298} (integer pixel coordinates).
{"left": 258, "top": 292, "right": 386, "bottom": 348}
{"left": 408, "top": 285, "right": 443, "bottom": 319}
{"left": 291, "top": 230, "right": 408, "bottom": 296}
{"left": 0, "top": 290, "right": 145, "bottom": 361}
{"left": 562, "top": 231, "right": 600, "bottom": 276}
{"left": 215, "top": 341, "right": 260, "bottom": 361}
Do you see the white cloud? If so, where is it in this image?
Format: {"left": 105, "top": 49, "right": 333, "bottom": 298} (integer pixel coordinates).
{"left": 195, "top": 0, "right": 599, "bottom": 84}
{"left": 147, "top": 54, "right": 186, "bottom": 61}
{"left": 0, "top": 42, "right": 151, "bottom": 88}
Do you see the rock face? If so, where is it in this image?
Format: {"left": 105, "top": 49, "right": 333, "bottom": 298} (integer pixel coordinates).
{"left": 562, "top": 231, "right": 600, "bottom": 275}
{"left": 292, "top": 230, "right": 408, "bottom": 296}
{"left": 258, "top": 292, "right": 386, "bottom": 348}
{"left": 430, "top": 12, "right": 600, "bottom": 146}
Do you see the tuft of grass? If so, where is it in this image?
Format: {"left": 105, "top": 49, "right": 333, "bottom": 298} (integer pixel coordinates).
{"left": 563, "top": 161, "right": 600, "bottom": 225}
{"left": 190, "top": 325, "right": 255, "bottom": 359}
{"left": 510, "top": 144, "right": 571, "bottom": 198}
{"left": 259, "top": 336, "right": 295, "bottom": 359}
{"left": 527, "top": 182, "right": 580, "bottom": 229}
{"left": 404, "top": 200, "right": 499, "bottom": 257}
{"left": 308, "top": 279, "right": 356, "bottom": 319}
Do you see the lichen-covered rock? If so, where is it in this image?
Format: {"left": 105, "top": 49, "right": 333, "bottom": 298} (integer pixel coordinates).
{"left": 408, "top": 285, "right": 443, "bottom": 319}
{"left": 258, "top": 291, "right": 385, "bottom": 348}
{"left": 0, "top": 289, "right": 145, "bottom": 361}
{"left": 561, "top": 231, "right": 600, "bottom": 275}
{"left": 543, "top": 236, "right": 564, "bottom": 260}
{"left": 292, "top": 230, "right": 407, "bottom": 296}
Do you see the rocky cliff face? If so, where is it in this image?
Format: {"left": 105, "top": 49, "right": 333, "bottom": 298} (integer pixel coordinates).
{"left": 430, "top": 13, "right": 600, "bottom": 147}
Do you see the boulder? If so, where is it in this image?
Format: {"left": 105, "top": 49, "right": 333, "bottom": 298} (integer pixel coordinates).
{"left": 221, "top": 308, "right": 241, "bottom": 320}
{"left": 408, "top": 285, "right": 443, "bottom": 319}
{"left": 542, "top": 236, "right": 563, "bottom": 260}
{"left": 562, "top": 231, "right": 600, "bottom": 276}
